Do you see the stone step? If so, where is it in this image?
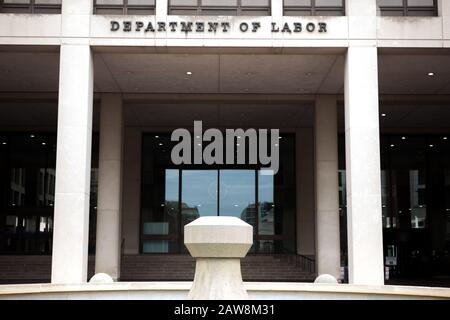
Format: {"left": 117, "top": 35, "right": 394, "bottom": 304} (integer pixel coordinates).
{"left": 0, "top": 254, "right": 316, "bottom": 283}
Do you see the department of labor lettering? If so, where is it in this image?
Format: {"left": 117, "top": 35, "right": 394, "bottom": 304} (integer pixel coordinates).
{"left": 110, "top": 20, "right": 327, "bottom": 34}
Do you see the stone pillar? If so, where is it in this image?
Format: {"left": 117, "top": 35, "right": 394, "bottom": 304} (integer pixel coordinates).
{"left": 271, "top": 0, "right": 283, "bottom": 19}
{"left": 121, "top": 128, "right": 142, "bottom": 254}
{"left": 441, "top": 0, "right": 450, "bottom": 40}
{"left": 344, "top": 46, "right": 384, "bottom": 285}
{"left": 185, "top": 217, "right": 253, "bottom": 300}
{"left": 94, "top": 94, "right": 123, "bottom": 281}
{"left": 156, "top": 0, "right": 168, "bottom": 18}
{"left": 346, "top": 0, "right": 377, "bottom": 39}
{"left": 51, "top": 44, "right": 94, "bottom": 284}
{"left": 315, "top": 95, "right": 340, "bottom": 280}
{"left": 61, "top": 0, "right": 92, "bottom": 38}
{"left": 296, "top": 128, "right": 316, "bottom": 258}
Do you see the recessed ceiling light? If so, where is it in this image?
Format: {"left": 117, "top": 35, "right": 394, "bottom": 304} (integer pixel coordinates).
{"left": 429, "top": 144, "right": 434, "bottom": 148}
{"left": 275, "top": 144, "right": 279, "bottom": 147}
{"left": 381, "top": 113, "right": 387, "bottom": 117}
{"left": 186, "top": 71, "right": 193, "bottom": 75}
{"left": 30, "top": 134, "right": 35, "bottom": 138}
{"left": 155, "top": 135, "right": 159, "bottom": 138}
{"left": 42, "top": 142, "right": 46, "bottom": 146}
{"left": 158, "top": 143, "right": 163, "bottom": 146}
{"left": 2, "top": 142, "right": 6, "bottom": 145}
{"left": 401, "top": 136, "right": 406, "bottom": 140}
{"left": 236, "top": 144, "right": 240, "bottom": 147}
{"left": 197, "top": 143, "right": 201, "bottom": 146}
{"left": 196, "top": 136, "right": 200, "bottom": 139}
{"left": 428, "top": 72, "right": 435, "bottom": 76}
{"left": 443, "top": 137, "right": 448, "bottom": 140}
{"left": 390, "top": 144, "right": 395, "bottom": 147}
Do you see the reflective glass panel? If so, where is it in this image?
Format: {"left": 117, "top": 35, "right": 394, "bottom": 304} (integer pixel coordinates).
{"left": 219, "top": 170, "right": 255, "bottom": 226}
{"left": 182, "top": 170, "right": 218, "bottom": 223}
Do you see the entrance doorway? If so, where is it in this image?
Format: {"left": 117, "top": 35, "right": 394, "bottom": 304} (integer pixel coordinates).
{"left": 140, "top": 133, "right": 296, "bottom": 255}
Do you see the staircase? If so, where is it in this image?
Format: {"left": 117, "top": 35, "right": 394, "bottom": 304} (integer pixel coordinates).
{"left": 0, "top": 254, "right": 316, "bottom": 283}
{"left": 121, "top": 254, "right": 316, "bottom": 282}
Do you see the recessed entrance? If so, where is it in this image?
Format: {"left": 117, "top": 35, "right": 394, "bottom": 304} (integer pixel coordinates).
{"left": 140, "top": 133, "right": 297, "bottom": 255}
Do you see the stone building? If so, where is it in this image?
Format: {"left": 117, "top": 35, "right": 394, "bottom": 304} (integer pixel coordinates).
{"left": 0, "top": 0, "right": 449, "bottom": 288}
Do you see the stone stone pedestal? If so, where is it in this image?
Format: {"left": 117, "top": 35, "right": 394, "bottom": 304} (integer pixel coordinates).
{"left": 184, "top": 216, "right": 253, "bottom": 300}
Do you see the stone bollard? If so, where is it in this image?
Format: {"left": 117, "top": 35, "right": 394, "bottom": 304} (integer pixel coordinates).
{"left": 184, "top": 216, "right": 253, "bottom": 300}
{"left": 314, "top": 274, "right": 339, "bottom": 284}
{"left": 89, "top": 273, "right": 114, "bottom": 284}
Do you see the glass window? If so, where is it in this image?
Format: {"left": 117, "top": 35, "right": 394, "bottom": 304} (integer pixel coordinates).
{"left": 377, "top": 0, "right": 437, "bottom": 16}
{"left": 220, "top": 169, "right": 255, "bottom": 226}
{"left": 0, "top": 0, "right": 61, "bottom": 14}
{"left": 284, "top": 0, "right": 345, "bottom": 16}
{"left": 140, "top": 133, "right": 296, "bottom": 254}
{"left": 182, "top": 170, "right": 218, "bottom": 220}
{"left": 169, "top": 0, "right": 270, "bottom": 16}
{"left": 340, "top": 133, "right": 450, "bottom": 281}
{"left": 258, "top": 172, "right": 274, "bottom": 235}
{"left": 0, "top": 132, "right": 99, "bottom": 255}
{"left": 94, "top": 0, "right": 155, "bottom": 15}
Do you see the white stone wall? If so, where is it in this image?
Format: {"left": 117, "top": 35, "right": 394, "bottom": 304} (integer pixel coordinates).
{"left": 0, "top": 1, "right": 449, "bottom": 47}
{"left": 2, "top": 0, "right": 449, "bottom": 285}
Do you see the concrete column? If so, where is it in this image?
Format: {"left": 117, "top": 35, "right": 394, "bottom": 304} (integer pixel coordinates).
{"left": 61, "top": 0, "right": 92, "bottom": 38}
{"left": 95, "top": 94, "right": 124, "bottom": 281}
{"left": 314, "top": 96, "right": 340, "bottom": 280}
{"left": 51, "top": 44, "right": 94, "bottom": 284}
{"left": 296, "top": 128, "right": 315, "bottom": 258}
{"left": 346, "top": 0, "right": 377, "bottom": 39}
{"left": 344, "top": 46, "right": 384, "bottom": 285}
{"left": 122, "top": 128, "right": 142, "bottom": 254}
{"left": 441, "top": 0, "right": 450, "bottom": 40}
{"left": 271, "top": 0, "right": 283, "bottom": 19}
{"left": 156, "top": 0, "right": 168, "bottom": 18}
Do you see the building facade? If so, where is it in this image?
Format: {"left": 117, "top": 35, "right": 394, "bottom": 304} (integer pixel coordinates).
{"left": 0, "top": 0, "right": 450, "bottom": 287}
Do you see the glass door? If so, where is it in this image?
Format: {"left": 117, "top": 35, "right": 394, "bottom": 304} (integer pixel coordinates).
{"left": 181, "top": 170, "right": 218, "bottom": 227}
{"left": 219, "top": 169, "right": 256, "bottom": 227}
